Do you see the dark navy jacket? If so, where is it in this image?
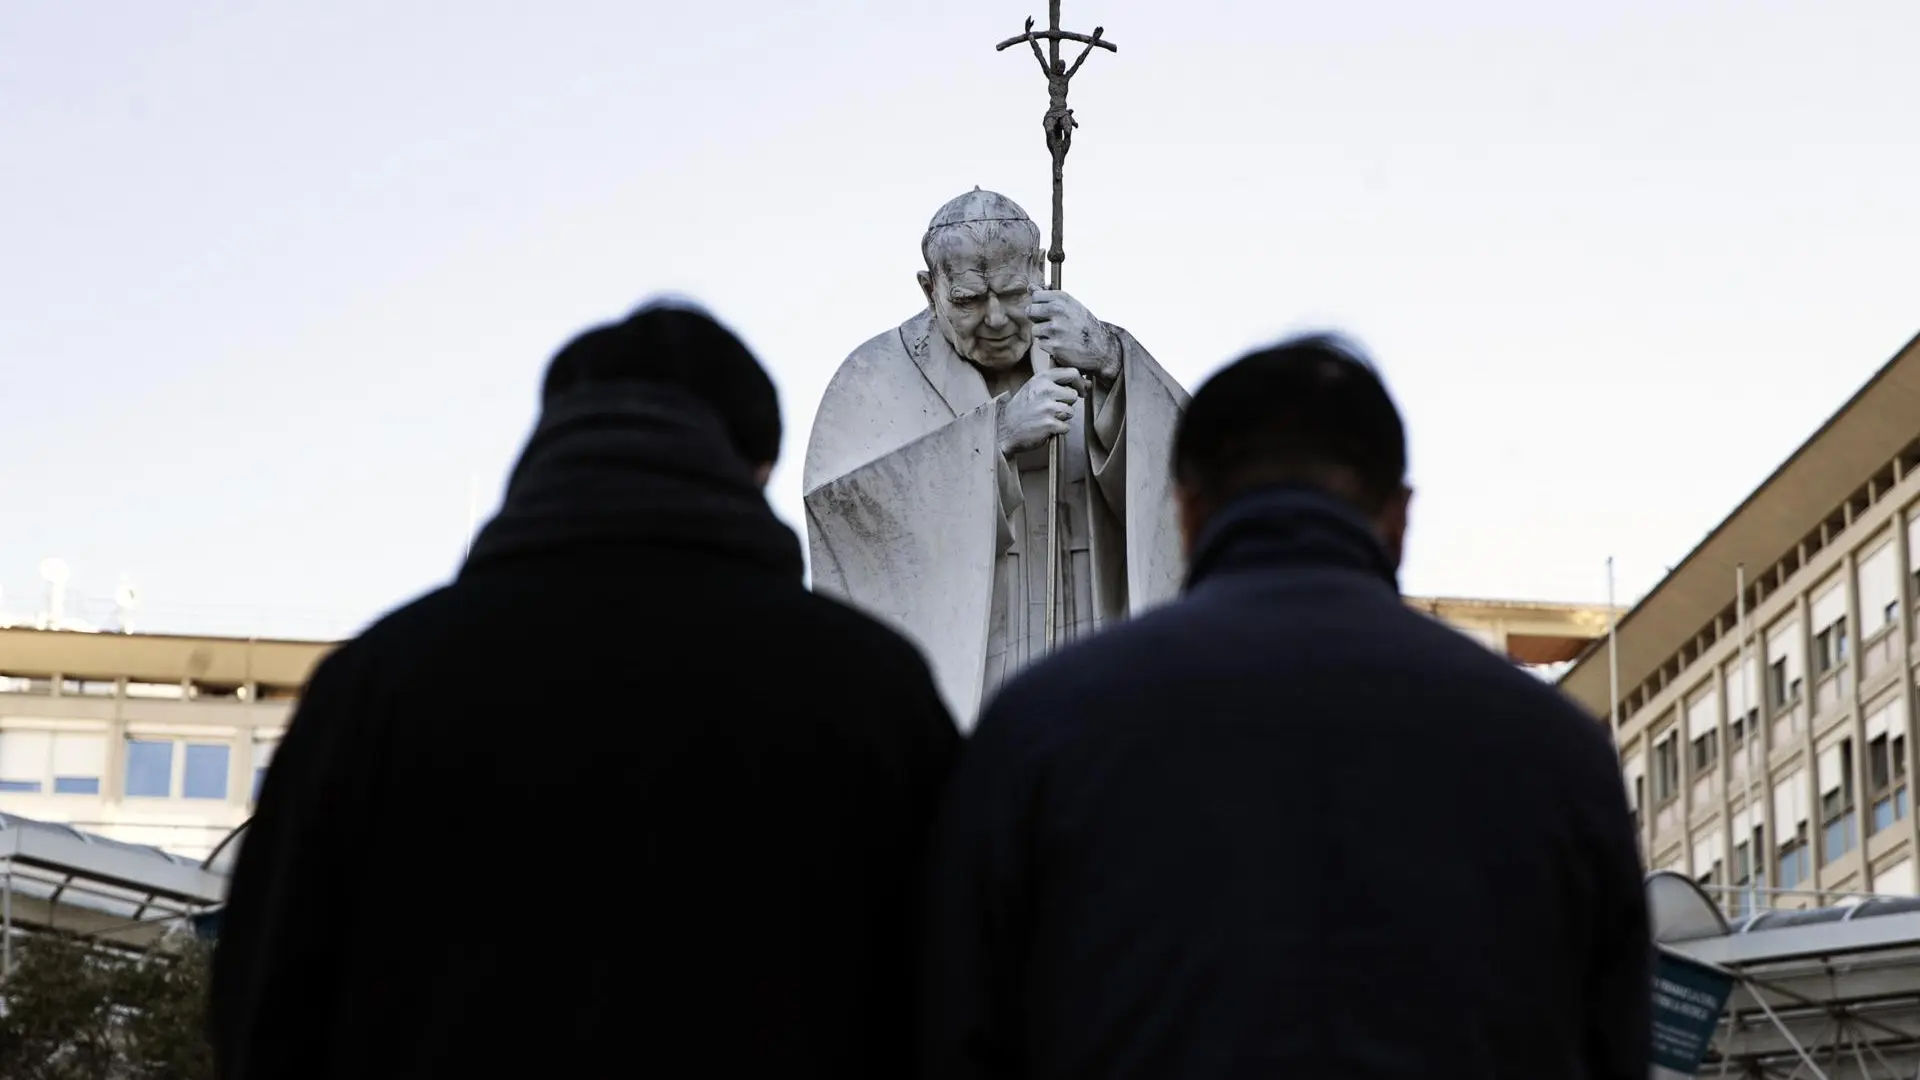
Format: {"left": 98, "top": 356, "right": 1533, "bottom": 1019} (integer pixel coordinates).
{"left": 213, "top": 388, "right": 960, "bottom": 1080}
{"left": 918, "top": 488, "right": 1650, "bottom": 1080}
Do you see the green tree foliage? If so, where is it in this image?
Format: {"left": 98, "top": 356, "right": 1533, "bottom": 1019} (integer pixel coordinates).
{"left": 0, "top": 932, "right": 213, "bottom": 1080}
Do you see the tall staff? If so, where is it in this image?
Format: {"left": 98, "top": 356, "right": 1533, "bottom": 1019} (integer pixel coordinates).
{"left": 996, "top": 0, "right": 1117, "bottom": 654}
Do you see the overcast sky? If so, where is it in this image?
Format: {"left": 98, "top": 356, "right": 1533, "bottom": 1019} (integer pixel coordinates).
{"left": 2, "top": 0, "right": 1915, "bottom": 640}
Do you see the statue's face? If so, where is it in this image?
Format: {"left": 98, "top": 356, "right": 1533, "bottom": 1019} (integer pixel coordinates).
{"left": 920, "top": 236, "right": 1043, "bottom": 371}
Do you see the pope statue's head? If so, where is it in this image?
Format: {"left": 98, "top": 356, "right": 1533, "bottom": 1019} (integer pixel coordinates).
{"left": 917, "top": 189, "right": 1046, "bottom": 372}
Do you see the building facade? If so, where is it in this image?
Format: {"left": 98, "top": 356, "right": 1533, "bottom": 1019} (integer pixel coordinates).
{"left": 0, "top": 590, "right": 1605, "bottom": 863}
{"left": 1409, "top": 595, "right": 1618, "bottom": 680}
{"left": 1560, "top": 331, "right": 1920, "bottom": 912}
{"left": 0, "top": 628, "right": 333, "bottom": 861}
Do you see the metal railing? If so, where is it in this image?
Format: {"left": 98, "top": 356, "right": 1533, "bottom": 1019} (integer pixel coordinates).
{"left": 1695, "top": 881, "right": 1887, "bottom": 919}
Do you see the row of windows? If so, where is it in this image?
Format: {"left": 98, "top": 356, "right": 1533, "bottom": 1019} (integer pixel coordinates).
{"left": 0, "top": 730, "right": 277, "bottom": 804}
{"left": 1695, "top": 817, "right": 1873, "bottom": 894}
{"left": 1638, "top": 678, "right": 1908, "bottom": 814}
{"left": 1633, "top": 602, "right": 1914, "bottom": 815}
{"left": 1676, "top": 731, "right": 1912, "bottom": 889}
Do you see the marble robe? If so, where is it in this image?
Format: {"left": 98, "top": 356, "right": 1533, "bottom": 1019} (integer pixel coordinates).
{"left": 803, "top": 308, "right": 1188, "bottom": 728}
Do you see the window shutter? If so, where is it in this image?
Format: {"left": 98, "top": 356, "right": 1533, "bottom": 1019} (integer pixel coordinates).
{"left": 0, "top": 732, "right": 51, "bottom": 784}
{"left": 1687, "top": 689, "right": 1719, "bottom": 740}
{"left": 50, "top": 733, "right": 106, "bottom": 779}
{"left": 1812, "top": 580, "right": 1847, "bottom": 632}
{"left": 1861, "top": 543, "right": 1899, "bottom": 634}
{"left": 1776, "top": 772, "right": 1807, "bottom": 830}
{"left": 1819, "top": 746, "right": 1845, "bottom": 796}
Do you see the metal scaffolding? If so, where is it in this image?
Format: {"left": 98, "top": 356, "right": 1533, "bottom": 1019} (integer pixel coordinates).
{"left": 1654, "top": 870, "right": 1920, "bottom": 1077}
{"left": 0, "top": 811, "right": 229, "bottom": 968}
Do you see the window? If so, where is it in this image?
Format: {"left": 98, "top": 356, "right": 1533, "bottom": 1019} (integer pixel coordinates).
{"left": 1772, "top": 770, "right": 1809, "bottom": 888}
{"left": 1653, "top": 734, "right": 1681, "bottom": 804}
{"left": 1812, "top": 583, "right": 1847, "bottom": 675}
{"left": 1727, "top": 656, "right": 1760, "bottom": 743}
{"left": 1769, "top": 658, "right": 1795, "bottom": 708}
{"left": 1779, "top": 822, "right": 1812, "bottom": 889}
{"left": 0, "top": 732, "right": 50, "bottom": 793}
{"left": 1733, "top": 823, "right": 1766, "bottom": 887}
{"left": 1685, "top": 689, "right": 1719, "bottom": 778}
{"left": 124, "top": 739, "right": 174, "bottom": 798}
{"left": 182, "top": 743, "right": 229, "bottom": 800}
{"left": 1870, "top": 732, "right": 1899, "bottom": 791}
{"left": 1874, "top": 784, "right": 1910, "bottom": 835}
{"left": 251, "top": 738, "right": 278, "bottom": 803}
{"left": 0, "top": 730, "right": 107, "bottom": 795}
{"left": 1767, "top": 621, "right": 1803, "bottom": 709}
{"left": 1691, "top": 829, "right": 1723, "bottom": 886}
{"left": 51, "top": 733, "right": 105, "bottom": 794}
{"left": 1815, "top": 620, "right": 1850, "bottom": 674}
{"left": 1868, "top": 701, "right": 1910, "bottom": 834}
{"left": 1863, "top": 542, "right": 1901, "bottom": 637}
{"left": 1821, "top": 739, "right": 1857, "bottom": 863}
{"left": 1908, "top": 519, "right": 1920, "bottom": 608}
{"left": 1621, "top": 751, "right": 1646, "bottom": 835}
{"left": 1727, "top": 712, "right": 1765, "bottom": 770}
{"left": 1691, "top": 729, "right": 1719, "bottom": 773}
{"left": 123, "top": 735, "right": 243, "bottom": 800}
{"left": 1879, "top": 857, "right": 1917, "bottom": 898}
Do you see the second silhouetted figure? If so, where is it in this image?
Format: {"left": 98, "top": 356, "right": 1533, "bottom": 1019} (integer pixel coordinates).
{"left": 919, "top": 334, "right": 1650, "bottom": 1080}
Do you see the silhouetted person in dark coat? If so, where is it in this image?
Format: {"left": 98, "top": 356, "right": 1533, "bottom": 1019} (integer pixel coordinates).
{"left": 918, "top": 335, "right": 1650, "bottom": 1080}
{"left": 211, "top": 301, "right": 960, "bottom": 1080}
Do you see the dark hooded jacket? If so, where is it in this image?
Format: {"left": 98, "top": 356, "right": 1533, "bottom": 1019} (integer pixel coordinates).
{"left": 918, "top": 487, "right": 1650, "bottom": 1080}
{"left": 211, "top": 383, "right": 959, "bottom": 1079}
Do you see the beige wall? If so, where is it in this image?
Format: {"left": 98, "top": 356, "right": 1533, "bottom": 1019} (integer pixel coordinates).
{"left": 0, "top": 629, "right": 325, "bottom": 860}
{"left": 1612, "top": 462, "right": 1920, "bottom": 906}
{"left": 1409, "top": 596, "right": 1617, "bottom": 672}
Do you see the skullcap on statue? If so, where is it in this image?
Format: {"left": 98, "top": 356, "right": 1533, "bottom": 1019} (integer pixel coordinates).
{"left": 921, "top": 188, "right": 1043, "bottom": 269}
{"left": 925, "top": 188, "right": 1034, "bottom": 231}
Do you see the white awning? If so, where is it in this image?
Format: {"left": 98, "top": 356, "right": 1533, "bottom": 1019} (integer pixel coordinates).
{"left": 1812, "top": 579, "right": 1847, "bottom": 631}
{"left": 1819, "top": 745, "right": 1846, "bottom": 796}
{"left": 1767, "top": 620, "right": 1801, "bottom": 671}
{"left": 1692, "top": 829, "right": 1724, "bottom": 875}
{"left": 1776, "top": 772, "right": 1809, "bottom": 829}
{"left": 1861, "top": 541, "right": 1900, "bottom": 634}
{"left": 1688, "top": 688, "right": 1720, "bottom": 740}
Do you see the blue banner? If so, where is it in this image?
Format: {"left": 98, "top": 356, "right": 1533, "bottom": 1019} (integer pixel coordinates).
{"left": 1650, "top": 950, "right": 1735, "bottom": 1075}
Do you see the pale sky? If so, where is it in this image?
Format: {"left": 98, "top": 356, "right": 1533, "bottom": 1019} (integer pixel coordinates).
{"left": 2, "top": 1, "right": 1915, "bottom": 640}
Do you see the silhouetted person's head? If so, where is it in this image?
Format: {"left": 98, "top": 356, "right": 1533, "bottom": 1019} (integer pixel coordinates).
{"left": 542, "top": 300, "right": 782, "bottom": 487}
{"left": 1172, "top": 334, "right": 1412, "bottom": 568}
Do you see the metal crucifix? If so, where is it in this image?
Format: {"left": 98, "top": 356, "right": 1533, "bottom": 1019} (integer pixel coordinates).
{"left": 996, "top": 1, "right": 1117, "bottom": 656}
{"left": 996, "top": 1, "right": 1116, "bottom": 295}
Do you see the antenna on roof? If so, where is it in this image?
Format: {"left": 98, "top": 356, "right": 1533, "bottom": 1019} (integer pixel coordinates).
{"left": 39, "top": 558, "right": 70, "bottom": 630}
{"left": 114, "top": 575, "right": 141, "bottom": 634}
{"left": 1606, "top": 557, "right": 1620, "bottom": 729}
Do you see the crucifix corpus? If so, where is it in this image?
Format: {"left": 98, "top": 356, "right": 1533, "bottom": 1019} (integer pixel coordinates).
{"left": 997, "top": 0, "right": 1117, "bottom": 656}
{"left": 799, "top": 2, "right": 1189, "bottom": 728}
